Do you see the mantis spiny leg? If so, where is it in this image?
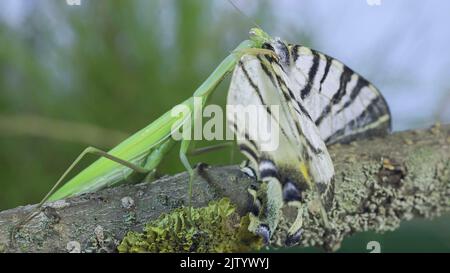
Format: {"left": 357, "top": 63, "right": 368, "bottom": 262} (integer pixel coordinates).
{"left": 179, "top": 138, "right": 194, "bottom": 219}
{"left": 11, "top": 146, "right": 152, "bottom": 245}
{"left": 187, "top": 142, "right": 234, "bottom": 156}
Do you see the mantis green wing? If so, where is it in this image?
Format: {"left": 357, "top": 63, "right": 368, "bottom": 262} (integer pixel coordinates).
{"left": 47, "top": 35, "right": 267, "bottom": 201}
{"left": 48, "top": 108, "right": 181, "bottom": 201}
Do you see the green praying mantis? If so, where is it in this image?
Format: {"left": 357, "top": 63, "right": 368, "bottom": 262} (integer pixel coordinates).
{"left": 12, "top": 16, "right": 393, "bottom": 248}
{"left": 13, "top": 28, "right": 275, "bottom": 232}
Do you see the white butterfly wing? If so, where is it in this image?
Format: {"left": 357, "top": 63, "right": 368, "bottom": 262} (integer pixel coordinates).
{"left": 289, "top": 45, "right": 391, "bottom": 145}
{"left": 227, "top": 54, "right": 334, "bottom": 190}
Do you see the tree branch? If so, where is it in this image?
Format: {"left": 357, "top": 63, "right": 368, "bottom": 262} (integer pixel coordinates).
{"left": 0, "top": 125, "right": 449, "bottom": 253}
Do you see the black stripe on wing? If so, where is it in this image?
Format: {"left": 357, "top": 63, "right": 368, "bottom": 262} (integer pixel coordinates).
{"left": 291, "top": 46, "right": 332, "bottom": 97}
{"left": 257, "top": 55, "right": 277, "bottom": 87}
{"left": 238, "top": 59, "right": 297, "bottom": 150}
{"left": 299, "top": 50, "right": 320, "bottom": 100}
{"left": 239, "top": 143, "right": 259, "bottom": 164}
{"left": 265, "top": 59, "right": 324, "bottom": 156}
{"left": 239, "top": 60, "right": 268, "bottom": 106}
{"left": 324, "top": 96, "right": 390, "bottom": 144}
{"left": 336, "top": 76, "right": 370, "bottom": 115}
{"left": 289, "top": 44, "right": 392, "bottom": 143}
{"left": 318, "top": 54, "right": 333, "bottom": 94}
{"left": 269, "top": 65, "right": 313, "bottom": 121}
{"left": 314, "top": 65, "right": 353, "bottom": 126}
{"left": 231, "top": 120, "right": 260, "bottom": 152}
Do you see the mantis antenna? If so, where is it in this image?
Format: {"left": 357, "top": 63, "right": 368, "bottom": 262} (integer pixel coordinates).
{"left": 227, "top": 0, "right": 262, "bottom": 30}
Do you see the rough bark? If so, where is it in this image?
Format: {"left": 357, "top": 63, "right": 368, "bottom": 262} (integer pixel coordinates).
{"left": 0, "top": 124, "right": 449, "bottom": 253}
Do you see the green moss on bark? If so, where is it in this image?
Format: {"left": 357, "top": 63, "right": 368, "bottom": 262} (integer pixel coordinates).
{"left": 117, "top": 198, "right": 263, "bottom": 253}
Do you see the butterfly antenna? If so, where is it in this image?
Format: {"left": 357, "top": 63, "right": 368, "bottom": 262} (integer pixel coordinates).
{"left": 227, "top": 0, "right": 262, "bottom": 29}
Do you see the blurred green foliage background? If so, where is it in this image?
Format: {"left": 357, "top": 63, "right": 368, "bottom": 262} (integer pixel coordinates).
{"left": 0, "top": 0, "right": 448, "bottom": 252}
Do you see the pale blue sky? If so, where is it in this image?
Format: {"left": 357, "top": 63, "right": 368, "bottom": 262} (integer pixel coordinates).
{"left": 234, "top": 0, "right": 450, "bottom": 130}
{"left": 1, "top": 0, "right": 449, "bottom": 131}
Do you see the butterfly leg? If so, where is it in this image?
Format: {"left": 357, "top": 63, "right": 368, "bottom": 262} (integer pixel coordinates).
{"left": 283, "top": 181, "right": 305, "bottom": 246}
{"left": 247, "top": 179, "right": 284, "bottom": 245}
{"left": 240, "top": 160, "right": 307, "bottom": 246}
{"left": 240, "top": 159, "right": 257, "bottom": 178}
{"left": 285, "top": 201, "right": 304, "bottom": 246}
{"left": 243, "top": 160, "right": 284, "bottom": 245}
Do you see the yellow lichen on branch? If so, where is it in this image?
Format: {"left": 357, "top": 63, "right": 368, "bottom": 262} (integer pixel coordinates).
{"left": 118, "top": 198, "right": 264, "bottom": 253}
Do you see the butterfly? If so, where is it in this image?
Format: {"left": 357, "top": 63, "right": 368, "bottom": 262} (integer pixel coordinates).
{"left": 227, "top": 32, "right": 391, "bottom": 245}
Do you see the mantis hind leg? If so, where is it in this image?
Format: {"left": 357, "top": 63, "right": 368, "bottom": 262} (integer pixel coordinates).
{"left": 180, "top": 140, "right": 236, "bottom": 214}
{"left": 11, "top": 146, "right": 152, "bottom": 245}
{"left": 43, "top": 146, "right": 149, "bottom": 203}
{"left": 180, "top": 139, "right": 194, "bottom": 207}
{"left": 183, "top": 140, "right": 238, "bottom": 198}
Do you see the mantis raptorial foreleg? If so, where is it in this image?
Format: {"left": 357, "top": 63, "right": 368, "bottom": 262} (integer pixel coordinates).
{"left": 233, "top": 47, "right": 278, "bottom": 62}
